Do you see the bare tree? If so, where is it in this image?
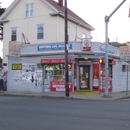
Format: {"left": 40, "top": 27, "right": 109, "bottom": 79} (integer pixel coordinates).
{"left": 0, "top": 2, "right": 6, "bottom": 41}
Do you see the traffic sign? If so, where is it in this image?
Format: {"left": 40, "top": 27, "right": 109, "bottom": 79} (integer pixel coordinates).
{"left": 95, "top": 53, "right": 105, "bottom": 56}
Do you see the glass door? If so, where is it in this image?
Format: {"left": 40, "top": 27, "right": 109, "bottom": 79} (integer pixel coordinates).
{"left": 79, "top": 66, "right": 90, "bottom": 90}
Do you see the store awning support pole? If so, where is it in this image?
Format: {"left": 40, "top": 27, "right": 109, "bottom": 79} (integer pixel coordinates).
{"left": 65, "top": 0, "right": 69, "bottom": 97}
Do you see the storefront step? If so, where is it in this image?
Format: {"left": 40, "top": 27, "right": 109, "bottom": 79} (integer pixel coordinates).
{"left": 74, "top": 91, "right": 99, "bottom": 95}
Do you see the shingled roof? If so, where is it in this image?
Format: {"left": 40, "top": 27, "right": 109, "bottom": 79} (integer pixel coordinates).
{"left": 46, "top": 0, "right": 94, "bottom": 30}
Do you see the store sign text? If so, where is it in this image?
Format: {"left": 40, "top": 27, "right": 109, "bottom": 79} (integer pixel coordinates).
{"left": 100, "top": 45, "right": 115, "bottom": 54}
{"left": 120, "top": 46, "right": 130, "bottom": 55}
{"left": 37, "top": 44, "right": 72, "bottom": 51}
{"left": 40, "top": 58, "right": 72, "bottom": 64}
{"left": 51, "top": 81, "right": 72, "bottom": 92}
{"left": 12, "top": 64, "right": 22, "bottom": 70}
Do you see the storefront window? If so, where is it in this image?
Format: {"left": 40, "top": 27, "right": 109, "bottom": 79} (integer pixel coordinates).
{"left": 44, "top": 64, "right": 72, "bottom": 82}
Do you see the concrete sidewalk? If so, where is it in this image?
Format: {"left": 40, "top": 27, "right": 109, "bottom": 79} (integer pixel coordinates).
{"left": 0, "top": 91, "right": 130, "bottom": 100}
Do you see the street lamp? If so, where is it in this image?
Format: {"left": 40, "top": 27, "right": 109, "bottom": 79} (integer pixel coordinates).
{"left": 64, "top": 0, "right": 69, "bottom": 96}
{"left": 104, "top": 0, "right": 126, "bottom": 96}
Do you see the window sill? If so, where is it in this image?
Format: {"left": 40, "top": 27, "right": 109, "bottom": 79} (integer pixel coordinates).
{"left": 24, "top": 16, "right": 34, "bottom": 19}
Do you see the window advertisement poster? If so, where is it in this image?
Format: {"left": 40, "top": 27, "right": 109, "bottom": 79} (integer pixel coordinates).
{"left": 14, "top": 70, "right": 22, "bottom": 85}
{"left": 22, "top": 63, "right": 36, "bottom": 83}
{"left": 34, "top": 70, "right": 43, "bottom": 87}
{"left": 100, "top": 75, "right": 112, "bottom": 92}
{"left": 9, "top": 42, "right": 20, "bottom": 58}
{"left": 43, "top": 63, "right": 73, "bottom": 92}
{"left": 44, "top": 64, "right": 54, "bottom": 92}
{"left": 51, "top": 81, "right": 72, "bottom": 92}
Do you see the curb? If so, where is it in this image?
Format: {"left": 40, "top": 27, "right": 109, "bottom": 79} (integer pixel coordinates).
{"left": 0, "top": 93, "right": 75, "bottom": 99}
{"left": 0, "top": 93, "right": 129, "bottom": 100}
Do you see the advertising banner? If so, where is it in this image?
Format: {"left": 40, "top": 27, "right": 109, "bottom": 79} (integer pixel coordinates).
{"left": 34, "top": 71, "right": 43, "bottom": 87}
{"left": 14, "top": 70, "right": 22, "bottom": 85}
{"left": 82, "top": 39, "right": 91, "bottom": 51}
{"left": 100, "top": 75, "right": 112, "bottom": 92}
{"left": 51, "top": 81, "right": 72, "bottom": 92}
{"left": 41, "top": 58, "right": 72, "bottom": 64}
{"left": 22, "top": 63, "right": 35, "bottom": 83}
{"left": 9, "top": 42, "right": 20, "bottom": 58}
{"left": 37, "top": 43, "right": 72, "bottom": 51}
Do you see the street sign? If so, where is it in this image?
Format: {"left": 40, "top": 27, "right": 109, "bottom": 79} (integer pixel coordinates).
{"left": 95, "top": 53, "right": 105, "bottom": 56}
{"left": 120, "top": 56, "right": 130, "bottom": 61}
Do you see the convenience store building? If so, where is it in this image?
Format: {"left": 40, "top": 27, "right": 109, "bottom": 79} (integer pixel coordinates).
{"left": 7, "top": 41, "right": 129, "bottom": 93}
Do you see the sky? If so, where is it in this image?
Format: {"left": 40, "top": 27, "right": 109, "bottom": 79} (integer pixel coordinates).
{"left": 1, "top": 0, "right": 130, "bottom": 44}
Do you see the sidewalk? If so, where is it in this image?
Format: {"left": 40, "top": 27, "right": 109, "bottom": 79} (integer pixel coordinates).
{"left": 0, "top": 91, "right": 130, "bottom": 100}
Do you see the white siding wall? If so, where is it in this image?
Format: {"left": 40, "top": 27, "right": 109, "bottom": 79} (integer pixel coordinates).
{"left": 3, "top": 0, "right": 92, "bottom": 71}
{"left": 57, "top": 16, "right": 91, "bottom": 42}
{"left": 7, "top": 56, "right": 43, "bottom": 93}
{"left": 112, "top": 60, "right": 130, "bottom": 92}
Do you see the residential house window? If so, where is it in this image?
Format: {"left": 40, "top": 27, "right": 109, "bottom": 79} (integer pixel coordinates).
{"left": 37, "top": 24, "right": 44, "bottom": 39}
{"left": 11, "top": 27, "right": 17, "bottom": 41}
{"left": 25, "top": 3, "right": 34, "bottom": 17}
{"left": 82, "top": 33, "right": 87, "bottom": 39}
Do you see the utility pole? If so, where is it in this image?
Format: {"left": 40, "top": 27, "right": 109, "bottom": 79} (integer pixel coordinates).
{"left": 64, "top": 0, "right": 69, "bottom": 96}
{"left": 104, "top": 0, "right": 126, "bottom": 96}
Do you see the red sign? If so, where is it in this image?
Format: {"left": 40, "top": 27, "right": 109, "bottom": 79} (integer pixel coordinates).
{"left": 82, "top": 46, "right": 91, "bottom": 51}
{"left": 9, "top": 42, "right": 20, "bottom": 57}
{"left": 51, "top": 81, "right": 72, "bottom": 92}
{"left": 100, "top": 75, "right": 112, "bottom": 92}
{"left": 120, "top": 46, "right": 130, "bottom": 55}
{"left": 41, "top": 59, "right": 72, "bottom": 64}
{"left": 109, "top": 60, "right": 116, "bottom": 65}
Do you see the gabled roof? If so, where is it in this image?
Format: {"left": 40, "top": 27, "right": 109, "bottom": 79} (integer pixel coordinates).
{"left": 45, "top": 0, "right": 94, "bottom": 30}
{"left": 0, "top": 0, "right": 94, "bottom": 30}
{"left": 0, "top": 0, "right": 20, "bottom": 22}
{"left": 43, "top": 0, "right": 95, "bottom": 30}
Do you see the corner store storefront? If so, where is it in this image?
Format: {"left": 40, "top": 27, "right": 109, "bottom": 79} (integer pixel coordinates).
{"left": 7, "top": 42, "right": 120, "bottom": 93}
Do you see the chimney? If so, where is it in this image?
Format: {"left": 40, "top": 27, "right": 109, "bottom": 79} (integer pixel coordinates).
{"left": 58, "top": 0, "right": 63, "bottom": 7}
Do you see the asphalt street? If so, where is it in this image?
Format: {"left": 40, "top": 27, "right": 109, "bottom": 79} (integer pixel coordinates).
{"left": 0, "top": 96, "right": 130, "bottom": 130}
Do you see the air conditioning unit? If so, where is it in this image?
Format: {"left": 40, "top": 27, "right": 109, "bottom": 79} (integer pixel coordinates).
{"left": 37, "top": 63, "right": 42, "bottom": 68}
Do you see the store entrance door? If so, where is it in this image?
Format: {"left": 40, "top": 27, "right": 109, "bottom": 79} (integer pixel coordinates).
{"left": 79, "top": 66, "right": 90, "bottom": 90}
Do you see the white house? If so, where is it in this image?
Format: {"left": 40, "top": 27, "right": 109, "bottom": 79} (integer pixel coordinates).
{"left": 0, "top": 0, "right": 94, "bottom": 71}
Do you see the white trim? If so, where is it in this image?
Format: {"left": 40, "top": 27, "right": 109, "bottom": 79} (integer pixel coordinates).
{"left": 51, "top": 12, "right": 95, "bottom": 30}
{"left": 42, "top": 0, "right": 59, "bottom": 13}
{"left": 0, "top": 0, "right": 21, "bottom": 20}
{"left": 24, "top": 3, "right": 34, "bottom": 18}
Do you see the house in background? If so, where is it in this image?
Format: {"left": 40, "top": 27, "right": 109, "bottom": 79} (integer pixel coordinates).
{"left": 0, "top": 0, "right": 94, "bottom": 71}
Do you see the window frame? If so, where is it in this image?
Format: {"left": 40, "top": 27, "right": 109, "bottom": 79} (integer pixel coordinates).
{"left": 82, "top": 33, "right": 87, "bottom": 39}
{"left": 10, "top": 27, "right": 18, "bottom": 42}
{"left": 36, "top": 24, "right": 44, "bottom": 40}
{"left": 25, "top": 3, "right": 34, "bottom": 18}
